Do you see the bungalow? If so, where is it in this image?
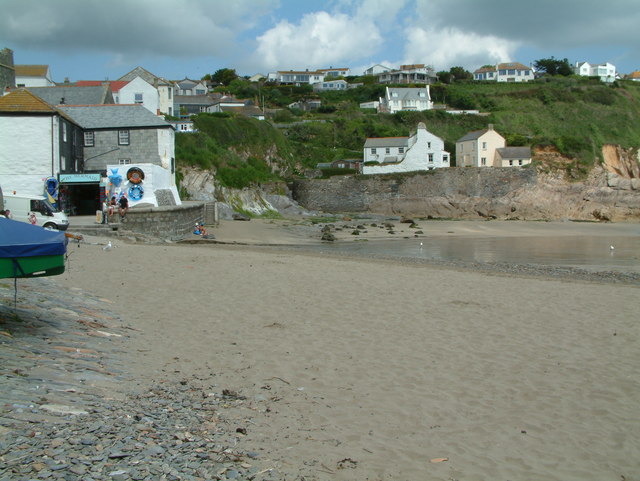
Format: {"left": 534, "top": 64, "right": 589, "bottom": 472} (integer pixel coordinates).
{"left": 456, "top": 124, "right": 506, "bottom": 167}
{"left": 473, "top": 62, "right": 533, "bottom": 82}
{"left": 363, "top": 64, "right": 393, "bottom": 76}
{"left": 362, "top": 123, "right": 449, "bottom": 175}
{"left": 268, "top": 70, "right": 325, "bottom": 86}
{"left": 378, "top": 86, "right": 432, "bottom": 114}
{"left": 494, "top": 147, "right": 532, "bottom": 167}
{"left": 313, "top": 79, "right": 349, "bottom": 91}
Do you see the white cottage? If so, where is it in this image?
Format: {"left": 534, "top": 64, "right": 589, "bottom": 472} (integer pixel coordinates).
{"left": 379, "top": 87, "right": 433, "bottom": 114}
{"left": 362, "top": 123, "right": 449, "bottom": 175}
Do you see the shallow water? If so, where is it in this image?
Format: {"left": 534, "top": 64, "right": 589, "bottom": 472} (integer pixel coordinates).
{"left": 314, "top": 235, "right": 640, "bottom": 273}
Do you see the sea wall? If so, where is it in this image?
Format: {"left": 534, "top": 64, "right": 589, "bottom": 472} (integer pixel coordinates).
{"left": 291, "top": 166, "right": 640, "bottom": 221}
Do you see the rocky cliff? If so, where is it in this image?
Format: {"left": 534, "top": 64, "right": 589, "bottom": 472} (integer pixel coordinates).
{"left": 179, "top": 146, "right": 640, "bottom": 221}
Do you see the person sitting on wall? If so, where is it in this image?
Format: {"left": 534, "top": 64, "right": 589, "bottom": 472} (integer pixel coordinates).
{"left": 108, "top": 196, "right": 117, "bottom": 220}
{"left": 118, "top": 193, "right": 129, "bottom": 221}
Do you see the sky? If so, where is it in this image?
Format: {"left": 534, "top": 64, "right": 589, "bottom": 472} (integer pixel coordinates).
{"left": 1, "top": 0, "right": 639, "bottom": 83}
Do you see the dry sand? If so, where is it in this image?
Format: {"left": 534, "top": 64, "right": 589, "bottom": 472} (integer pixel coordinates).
{"left": 57, "top": 220, "right": 639, "bottom": 481}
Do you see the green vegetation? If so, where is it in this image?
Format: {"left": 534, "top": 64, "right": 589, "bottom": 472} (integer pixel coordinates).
{"left": 175, "top": 78, "right": 640, "bottom": 187}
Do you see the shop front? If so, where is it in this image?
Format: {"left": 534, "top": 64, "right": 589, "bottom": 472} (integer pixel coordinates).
{"left": 58, "top": 173, "right": 103, "bottom": 216}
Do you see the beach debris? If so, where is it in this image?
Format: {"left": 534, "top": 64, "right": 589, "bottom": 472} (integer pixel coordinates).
{"left": 430, "top": 457, "right": 449, "bottom": 463}
{"left": 102, "top": 241, "right": 113, "bottom": 251}
{"left": 232, "top": 212, "right": 251, "bottom": 221}
{"left": 337, "top": 458, "right": 358, "bottom": 469}
{"left": 222, "top": 388, "right": 247, "bottom": 400}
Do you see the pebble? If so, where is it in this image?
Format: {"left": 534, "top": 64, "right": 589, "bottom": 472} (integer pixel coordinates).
{"left": 0, "top": 278, "right": 274, "bottom": 481}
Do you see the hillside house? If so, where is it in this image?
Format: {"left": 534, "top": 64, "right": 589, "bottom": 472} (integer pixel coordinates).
{"left": 375, "top": 64, "right": 437, "bottom": 84}
{"left": 119, "top": 67, "right": 176, "bottom": 116}
{"left": 313, "top": 79, "right": 349, "bottom": 91}
{"left": 268, "top": 70, "right": 324, "bottom": 86}
{"left": 363, "top": 64, "right": 393, "bottom": 76}
{"left": 473, "top": 63, "right": 533, "bottom": 82}
{"left": 573, "top": 62, "right": 617, "bottom": 83}
{"left": 15, "top": 65, "right": 55, "bottom": 87}
{"left": 494, "top": 147, "right": 532, "bottom": 167}
{"left": 362, "top": 123, "right": 449, "bottom": 175}
{"left": 378, "top": 87, "right": 433, "bottom": 114}
{"left": 456, "top": 125, "right": 506, "bottom": 167}
{"left": 317, "top": 67, "right": 350, "bottom": 78}
{"left": 627, "top": 71, "right": 640, "bottom": 82}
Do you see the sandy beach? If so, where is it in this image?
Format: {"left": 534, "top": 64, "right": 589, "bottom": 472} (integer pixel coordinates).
{"left": 47, "top": 219, "right": 639, "bottom": 480}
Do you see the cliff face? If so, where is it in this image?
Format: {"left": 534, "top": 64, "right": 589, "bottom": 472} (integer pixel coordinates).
{"left": 292, "top": 147, "right": 640, "bottom": 221}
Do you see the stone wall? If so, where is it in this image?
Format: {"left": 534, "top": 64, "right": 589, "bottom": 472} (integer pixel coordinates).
{"left": 117, "top": 202, "right": 211, "bottom": 240}
{"left": 292, "top": 167, "right": 537, "bottom": 216}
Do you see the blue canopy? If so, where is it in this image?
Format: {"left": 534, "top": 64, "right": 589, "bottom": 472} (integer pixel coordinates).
{"left": 0, "top": 218, "right": 67, "bottom": 257}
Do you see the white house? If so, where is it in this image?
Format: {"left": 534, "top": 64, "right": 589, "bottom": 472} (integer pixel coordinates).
{"left": 379, "top": 87, "right": 433, "bottom": 114}
{"left": 0, "top": 89, "right": 84, "bottom": 198}
{"left": 317, "top": 67, "right": 350, "bottom": 78}
{"left": 363, "top": 64, "right": 393, "bottom": 76}
{"left": 313, "top": 79, "right": 349, "bottom": 91}
{"left": 118, "top": 67, "right": 176, "bottom": 116}
{"left": 268, "top": 70, "right": 325, "bottom": 85}
{"left": 15, "top": 65, "right": 55, "bottom": 87}
{"left": 473, "top": 62, "right": 533, "bottom": 82}
{"left": 456, "top": 124, "right": 506, "bottom": 167}
{"left": 117, "top": 77, "right": 159, "bottom": 115}
{"left": 376, "top": 64, "right": 437, "bottom": 84}
{"left": 573, "top": 62, "right": 617, "bottom": 83}
{"left": 362, "top": 123, "right": 449, "bottom": 175}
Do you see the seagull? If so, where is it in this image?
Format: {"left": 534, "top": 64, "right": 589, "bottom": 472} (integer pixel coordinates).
{"left": 610, "top": 245, "right": 615, "bottom": 250}
{"left": 102, "top": 241, "right": 112, "bottom": 251}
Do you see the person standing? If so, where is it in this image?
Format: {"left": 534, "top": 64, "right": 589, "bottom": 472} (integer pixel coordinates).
{"left": 101, "top": 198, "right": 109, "bottom": 224}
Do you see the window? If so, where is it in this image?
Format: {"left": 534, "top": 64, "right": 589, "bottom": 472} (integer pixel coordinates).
{"left": 118, "top": 159, "right": 131, "bottom": 165}
{"left": 118, "top": 130, "right": 130, "bottom": 145}
{"left": 134, "top": 93, "right": 143, "bottom": 104}
{"left": 509, "top": 160, "right": 514, "bottom": 166}
{"left": 196, "top": 89, "right": 205, "bottom": 95}
{"left": 385, "top": 147, "right": 390, "bottom": 154}
{"left": 518, "top": 159, "right": 523, "bottom": 166}
{"left": 399, "top": 147, "right": 404, "bottom": 154}
{"left": 481, "top": 157, "right": 487, "bottom": 166}
{"left": 84, "top": 131, "right": 95, "bottom": 147}
{"left": 427, "top": 142, "right": 431, "bottom": 148}
{"left": 443, "top": 154, "right": 449, "bottom": 163}
{"left": 482, "top": 142, "right": 487, "bottom": 150}
{"left": 371, "top": 148, "right": 377, "bottom": 154}
{"left": 168, "top": 107, "right": 172, "bottom": 116}
{"left": 62, "top": 122, "right": 67, "bottom": 142}
{"left": 428, "top": 153, "right": 434, "bottom": 163}
{"left": 168, "top": 89, "right": 172, "bottom": 99}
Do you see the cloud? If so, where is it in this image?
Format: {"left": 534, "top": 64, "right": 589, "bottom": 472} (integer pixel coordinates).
{"left": 416, "top": 0, "right": 640, "bottom": 50}
{"left": 252, "top": 10, "right": 383, "bottom": 70}
{"left": 0, "top": 0, "right": 277, "bottom": 60}
{"left": 403, "top": 26, "right": 520, "bottom": 71}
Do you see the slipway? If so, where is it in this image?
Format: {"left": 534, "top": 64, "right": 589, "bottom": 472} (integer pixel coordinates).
{"left": 0, "top": 218, "right": 68, "bottom": 279}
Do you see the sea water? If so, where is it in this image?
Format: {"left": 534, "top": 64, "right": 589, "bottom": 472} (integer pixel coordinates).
{"left": 310, "top": 235, "right": 640, "bottom": 273}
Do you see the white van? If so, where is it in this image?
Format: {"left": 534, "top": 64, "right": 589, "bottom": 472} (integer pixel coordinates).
{"left": 3, "top": 193, "right": 69, "bottom": 231}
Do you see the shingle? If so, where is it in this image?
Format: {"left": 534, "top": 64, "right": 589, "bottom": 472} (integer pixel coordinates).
{"left": 28, "top": 85, "right": 112, "bottom": 106}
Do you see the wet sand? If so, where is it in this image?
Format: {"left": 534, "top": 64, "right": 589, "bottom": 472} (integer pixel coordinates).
{"left": 48, "top": 219, "right": 640, "bottom": 480}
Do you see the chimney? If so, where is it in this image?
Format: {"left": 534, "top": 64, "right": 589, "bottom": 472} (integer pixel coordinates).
{"left": 488, "top": 123, "right": 494, "bottom": 130}
{"left": 60, "top": 97, "right": 65, "bottom": 104}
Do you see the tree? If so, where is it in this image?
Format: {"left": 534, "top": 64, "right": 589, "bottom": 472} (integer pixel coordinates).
{"left": 534, "top": 57, "right": 572, "bottom": 76}
{"left": 449, "top": 66, "right": 472, "bottom": 81}
{"left": 437, "top": 71, "right": 453, "bottom": 84}
{"left": 211, "top": 68, "right": 238, "bottom": 86}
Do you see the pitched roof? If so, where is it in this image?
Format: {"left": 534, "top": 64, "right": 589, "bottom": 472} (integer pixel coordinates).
{"left": 497, "top": 62, "right": 531, "bottom": 71}
{"left": 15, "top": 65, "right": 49, "bottom": 77}
{"left": 474, "top": 66, "right": 496, "bottom": 73}
{"left": 456, "top": 128, "right": 492, "bottom": 142}
{"left": 627, "top": 70, "right": 640, "bottom": 79}
{"left": 118, "top": 66, "right": 171, "bottom": 85}
{"left": 364, "top": 137, "right": 409, "bottom": 148}
{"left": 76, "top": 80, "right": 129, "bottom": 93}
{"left": 496, "top": 147, "right": 532, "bottom": 159}
{"left": 387, "top": 87, "right": 430, "bottom": 101}
{"left": 0, "top": 88, "right": 57, "bottom": 113}
{"left": 28, "top": 85, "right": 113, "bottom": 105}
{"left": 58, "top": 104, "right": 170, "bottom": 129}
